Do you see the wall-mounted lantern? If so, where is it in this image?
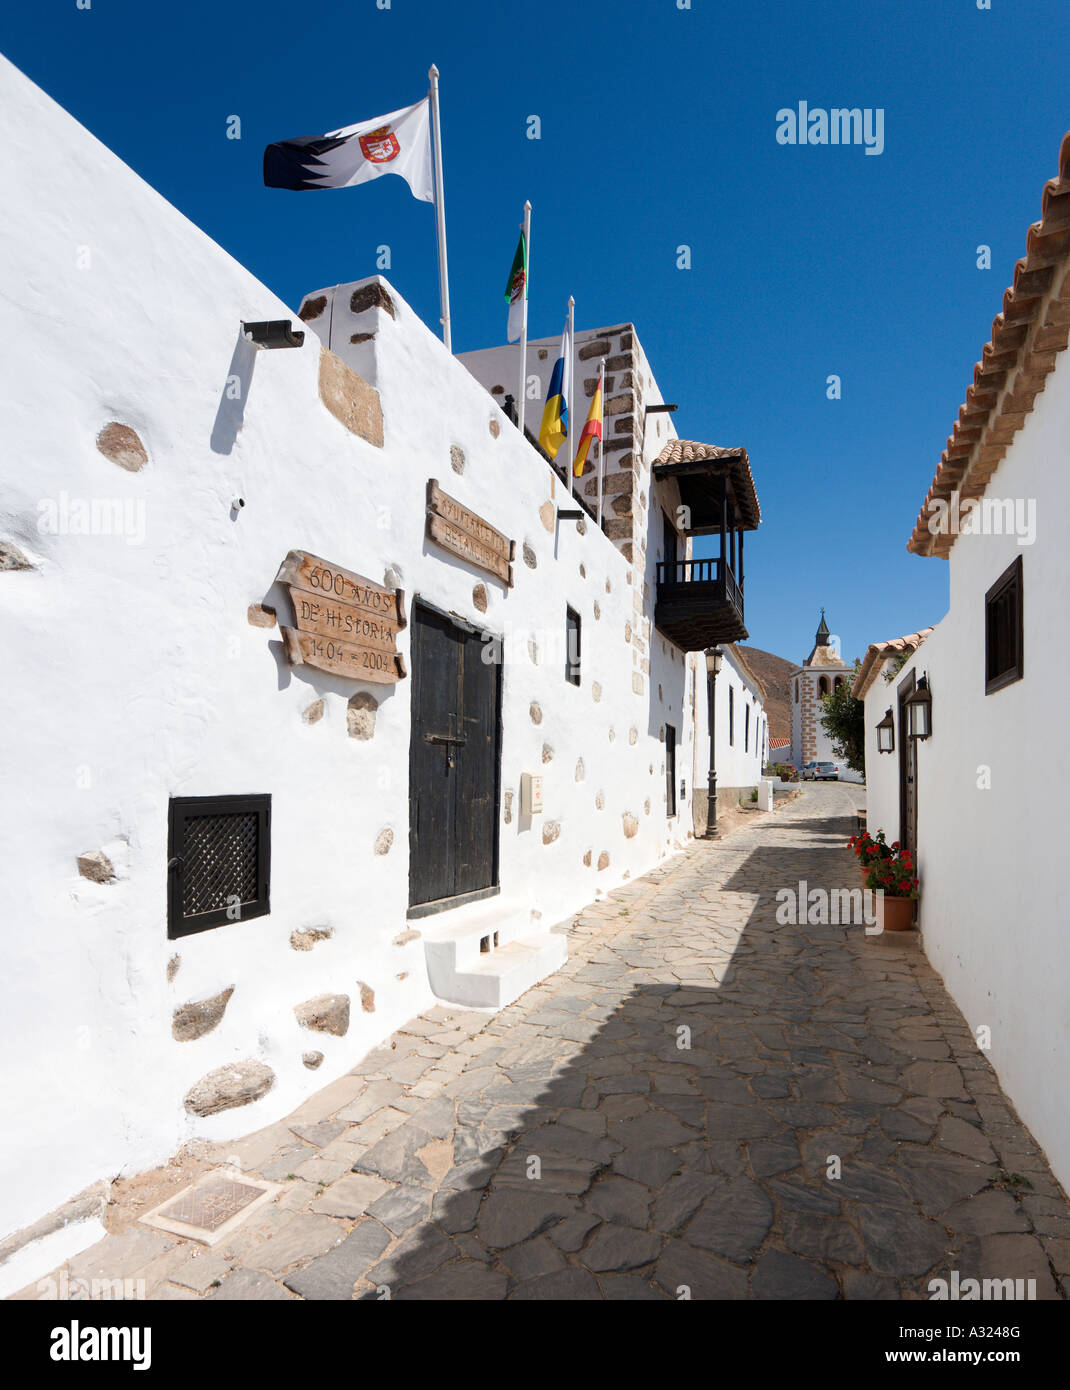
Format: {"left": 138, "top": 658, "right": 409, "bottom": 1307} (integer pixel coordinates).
{"left": 875, "top": 708, "right": 895, "bottom": 754}
{"left": 905, "top": 674, "right": 933, "bottom": 740}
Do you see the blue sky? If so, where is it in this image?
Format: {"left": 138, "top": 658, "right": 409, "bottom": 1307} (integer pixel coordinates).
{"left": 3, "top": 0, "right": 1067, "bottom": 665}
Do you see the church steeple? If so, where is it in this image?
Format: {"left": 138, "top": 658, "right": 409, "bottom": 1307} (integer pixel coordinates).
{"left": 815, "top": 608, "right": 830, "bottom": 646}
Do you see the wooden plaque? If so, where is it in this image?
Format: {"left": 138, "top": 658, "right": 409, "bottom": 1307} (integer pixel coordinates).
{"left": 281, "top": 626, "right": 406, "bottom": 685}
{"left": 426, "top": 481, "right": 515, "bottom": 586}
{"left": 291, "top": 592, "right": 402, "bottom": 652}
{"left": 276, "top": 550, "right": 406, "bottom": 629}
{"left": 275, "top": 549, "right": 406, "bottom": 683}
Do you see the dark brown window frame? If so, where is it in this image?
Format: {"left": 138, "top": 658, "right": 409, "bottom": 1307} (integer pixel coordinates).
{"left": 984, "top": 555, "right": 1024, "bottom": 695}
{"left": 167, "top": 794, "right": 271, "bottom": 938}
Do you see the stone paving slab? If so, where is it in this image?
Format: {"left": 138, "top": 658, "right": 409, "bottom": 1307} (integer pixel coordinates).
{"left": 16, "top": 786, "right": 1070, "bottom": 1301}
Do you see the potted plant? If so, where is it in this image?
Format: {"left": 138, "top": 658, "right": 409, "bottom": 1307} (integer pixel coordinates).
{"left": 847, "top": 829, "right": 893, "bottom": 890}
{"left": 864, "top": 847, "right": 919, "bottom": 932}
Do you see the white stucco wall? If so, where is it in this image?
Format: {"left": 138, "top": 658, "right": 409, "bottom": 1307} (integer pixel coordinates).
{"left": 861, "top": 341, "right": 1070, "bottom": 1192}
{"left": 690, "top": 648, "right": 766, "bottom": 800}
{"left": 0, "top": 55, "right": 695, "bottom": 1241}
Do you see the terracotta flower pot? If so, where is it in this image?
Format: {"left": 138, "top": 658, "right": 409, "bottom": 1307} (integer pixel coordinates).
{"left": 878, "top": 895, "right": 915, "bottom": 932}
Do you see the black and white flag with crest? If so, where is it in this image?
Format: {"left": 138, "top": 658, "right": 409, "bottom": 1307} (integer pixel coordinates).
{"left": 264, "top": 98, "right": 433, "bottom": 201}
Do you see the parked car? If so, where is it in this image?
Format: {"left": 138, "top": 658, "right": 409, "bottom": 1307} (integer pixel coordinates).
{"left": 802, "top": 761, "right": 839, "bottom": 781}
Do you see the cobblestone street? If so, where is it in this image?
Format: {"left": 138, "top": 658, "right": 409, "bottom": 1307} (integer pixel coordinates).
{"left": 21, "top": 786, "right": 1070, "bottom": 1301}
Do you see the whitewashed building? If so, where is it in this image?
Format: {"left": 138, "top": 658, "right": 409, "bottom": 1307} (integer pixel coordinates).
{"left": 855, "top": 131, "right": 1070, "bottom": 1192}
{"left": 0, "top": 53, "right": 763, "bottom": 1260}
{"left": 688, "top": 644, "right": 768, "bottom": 830}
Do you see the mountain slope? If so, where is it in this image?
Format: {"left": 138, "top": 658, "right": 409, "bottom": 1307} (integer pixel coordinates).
{"left": 736, "top": 645, "right": 796, "bottom": 741}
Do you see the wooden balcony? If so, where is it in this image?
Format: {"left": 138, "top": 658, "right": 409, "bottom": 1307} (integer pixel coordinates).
{"left": 655, "top": 556, "right": 747, "bottom": 649}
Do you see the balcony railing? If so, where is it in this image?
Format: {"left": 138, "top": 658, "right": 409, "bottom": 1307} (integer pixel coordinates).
{"left": 654, "top": 556, "right": 747, "bottom": 649}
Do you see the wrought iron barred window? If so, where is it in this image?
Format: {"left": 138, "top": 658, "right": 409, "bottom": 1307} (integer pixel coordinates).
{"left": 168, "top": 794, "right": 271, "bottom": 938}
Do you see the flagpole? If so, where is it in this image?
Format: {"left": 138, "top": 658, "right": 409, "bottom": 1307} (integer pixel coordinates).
{"left": 428, "top": 65, "right": 451, "bottom": 352}
{"left": 518, "top": 200, "right": 531, "bottom": 440}
{"left": 596, "top": 358, "right": 606, "bottom": 528}
{"left": 566, "top": 296, "right": 575, "bottom": 495}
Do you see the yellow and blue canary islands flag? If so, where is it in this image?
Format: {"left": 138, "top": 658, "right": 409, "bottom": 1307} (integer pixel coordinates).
{"left": 538, "top": 322, "right": 570, "bottom": 458}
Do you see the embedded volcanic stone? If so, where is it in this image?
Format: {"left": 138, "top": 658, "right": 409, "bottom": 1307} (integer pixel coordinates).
{"left": 629, "top": 727, "right": 638, "bottom": 744}
{"left": 579, "top": 563, "right": 586, "bottom": 578}
{"left": 299, "top": 295, "right": 327, "bottom": 321}
{"left": 539, "top": 501, "right": 555, "bottom": 532}
{"left": 503, "top": 790, "right": 514, "bottom": 825}
{"left": 542, "top": 744, "right": 553, "bottom": 763}
{"left": 350, "top": 282, "right": 395, "bottom": 318}
{"left": 575, "top": 759, "right": 585, "bottom": 781}
{"left": 347, "top": 691, "right": 378, "bottom": 740}
{"left": 528, "top": 639, "right": 538, "bottom": 665}
{"left": 173, "top": 986, "right": 235, "bottom": 1042}
{"left": 644, "top": 799, "right": 651, "bottom": 815}
{"left": 530, "top": 702, "right": 542, "bottom": 724}
{"left": 450, "top": 445, "right": 465, "bottom": 474}
{"left": 290, "top": 926, "right": 333, "bottom": 952}
{"left": 302, "top": 699, "right": 325, "bottom": 724}
{"left": 596, "top": 791, "right": 605, "bottom": 810}
{"left": 598, "top": 852, "right": 610, "bottom": 871}
{"left": 318, "top": 348, "right": 384, "bottom": 448}
{"left": 578, "top": 338, "right": 611, "bottom": 361}
{"left": 96, "top": 422, "right": 148, "bottom": 472}
{"left": 358, "top": 982, "right": 376, "bottom": 1013}
{"left": 295, "top": 994, "right": 350, "bottom": 1037}
{"left": 184, "top": 1060, "right": 275, "bottom": 1116}
{"left": 303, "top": 1052, "right": 324, "bottom": 1070}
{"left": 166, "top": 954, "right": 180, "bottom": 982}
{"left": 593, "top": 602, "right": 601, "bottom": 619}
{"left": 576, "top": 518, "right": 586, "bottom": 536}
{"left": 247, "top": 603, "right": 276, "bottom": 628}
{"left": 592, "top": 682, "right": 602, "bottom": 702}
{"left": 1, "top": 541, "right": 33, "bottom": 570}
{"left": 393, "top": 929, "right": 420, "bottom": 946}
{"left": 625, "top": 623, "right": 632, "bottom": 643}
{"left": 350, "top": 332, "right": 374, "bottom": 344}
{"left": 374, "top": 828, "right": 393, "bottom": 855}
{"left": 489, "top": 419, "right": 500, "bottom": 438}
{"left": 77, "top": 850, "right": 115, "bottom": 883}
{"left": 522, "top": 542, "right": 537, "bottom": 569}
{"left": 622, "top": 814, "right": 639, "bottom": 839}
{"left": 472, "top": 583, "right": 487, "bottom": 612}
{"left": 583, "top": 850, "right": 592, "bottom": 867}
{"left": 542, "top": 821, "right": 561, "bottom": 846}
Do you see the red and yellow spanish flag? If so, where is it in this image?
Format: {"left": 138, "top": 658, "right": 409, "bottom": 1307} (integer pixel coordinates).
{"left": 573, "top": 378, "right": 603, "bottom": 476}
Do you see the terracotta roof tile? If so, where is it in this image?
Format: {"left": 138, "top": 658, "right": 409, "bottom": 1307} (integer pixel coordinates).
{"left": 909, "top": 132, "right": 1070, "bottom": 557}
{"left": 653, "top": 440, "right": 761, "bottom": 529}
{"left": 850, "top": 628, "right": 935, "bottom": 700}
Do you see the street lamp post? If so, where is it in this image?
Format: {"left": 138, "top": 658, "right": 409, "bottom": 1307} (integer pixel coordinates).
{"left": 704, "top": 646, "right": 724, "bottom": 838}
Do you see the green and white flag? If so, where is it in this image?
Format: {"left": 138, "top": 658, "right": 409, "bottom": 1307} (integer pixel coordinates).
{"left": 505, "top": 232, "right": 527, "bottom": 343}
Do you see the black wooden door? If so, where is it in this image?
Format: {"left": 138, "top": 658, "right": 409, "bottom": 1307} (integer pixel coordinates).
{"left": 409, "top": 603, "right": 501, "bottom": 912}
{"left": 898, "top": 672, "right": 918, "bottom": 855}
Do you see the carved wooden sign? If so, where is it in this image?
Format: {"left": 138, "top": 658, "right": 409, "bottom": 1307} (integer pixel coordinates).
{"left": 426, "top": 480, "right": 515, "bottom": 587}
{"left": 275, "top": 549, "right": 406, "bottom": 684}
